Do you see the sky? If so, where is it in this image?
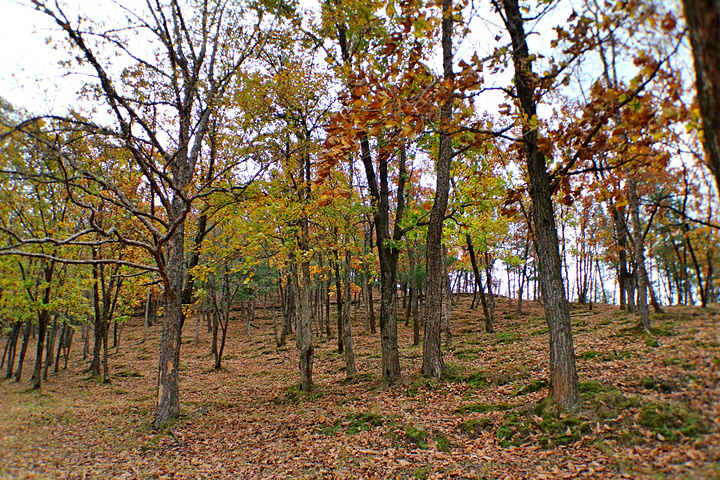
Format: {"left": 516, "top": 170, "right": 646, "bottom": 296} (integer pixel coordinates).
{"left": 0, "top": 0, "right": 567, "bottom": 116}
{"left": 0, "top": 0, "right": 150, "bottom": 115}
{"left": 1, "top": 0, "right": 75, "bottom": 113}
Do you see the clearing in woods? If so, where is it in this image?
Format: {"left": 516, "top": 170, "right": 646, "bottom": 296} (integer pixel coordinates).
{"left": 1, "top": 296, "right": 719, "bottom": 478}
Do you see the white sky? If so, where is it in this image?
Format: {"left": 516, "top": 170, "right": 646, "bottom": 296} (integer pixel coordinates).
{"left": 0, "top": 1, "right": 69, "bottom": 113}
{"left": 0, "top": 0, "right": 569, "bottom": 115}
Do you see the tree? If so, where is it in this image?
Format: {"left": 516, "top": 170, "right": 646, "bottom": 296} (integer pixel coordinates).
{"left": 27, "top": 0, "right": 274, "bottom": 426}
{"left": 422, "top": 0, "right": 454, "bottom": 379}
{"left": 495, "top": 0, "right": 579, "bottom": 409}
{"left": 683, "top": 0, "right": 720, "bottom": 194}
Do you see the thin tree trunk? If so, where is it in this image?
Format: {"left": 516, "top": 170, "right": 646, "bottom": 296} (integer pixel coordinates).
{"left": 342, "top": 250, "right": 357, "bottom": 377}
{"left": 31, "top": 261, "right": 54, "bottom": 389}
{"left": 14, "top": 320, "right": 32, "bottom": 382}
{"left": 333, "top": 254, "right": 344, "bottom": 354}
{"left": 54, "top": 323, "right": 66, "bottom": 374}
{"left": 628, "top": 176, "right": 650, "bottom": 330}
{"left": 517, "top": 234, "right": 531, "bottom": 314}
{"left": 3, "top": 322, "right": 22, "bottom": 379}
{"left": 443, "top": 247, "right": 453, "bottom": 347}
{"left": 612, "top": 206, "right": 631, "bottom": 311}
{"left": 422, "top": 0, "right": 454, "bottom": 379}
{"left": 43, "top": 316, "right": 58, "bottom": 381}
{"left": 467, "top": 235, "right": 494, "bottom": 333}
{"left": 484, "top": 252, "right": 496, "bottom": 331}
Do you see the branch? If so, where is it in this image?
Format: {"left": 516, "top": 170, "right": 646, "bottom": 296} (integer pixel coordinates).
{"left": 0, "top": 250, "right": 158, "bottom": 271}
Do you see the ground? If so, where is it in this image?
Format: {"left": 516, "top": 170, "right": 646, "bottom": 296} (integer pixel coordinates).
{"left": 1, "top": 296, "right": 719, "bottom": 479}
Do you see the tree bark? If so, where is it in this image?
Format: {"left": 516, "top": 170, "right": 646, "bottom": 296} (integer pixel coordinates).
{"left": 31, "top": 261, "right": 54, "bottom": 389}
{"left": 342, "top": 250, "right": 357, "bottom": 377}
{"left": 627, "top": 176, "right": 650, "bottom": 330}
{"left": 683, "top": 0, "right": 720, "bottom": 194}
{"left": 3, "top": 322, "right": 22, "bottom": 379}
{"left": 155, "top": 221, "right": 185, "bottom": 426}
{"left": 467, "top": 235, "right": 494, "bottom": 333}
{"left": 14, "top": 320, "right": 32, "bottom": 382}
{"left": 338, "top": 22, "right": 402, "bottom": 385}
{"left": 611, "top": 205, "right": 631, "bottom": 311}
{"left": 422, "top": 0, "right": 454, "bottom": 379}
{"left": 499, "top": 0, "right": 579, "bottom": 409}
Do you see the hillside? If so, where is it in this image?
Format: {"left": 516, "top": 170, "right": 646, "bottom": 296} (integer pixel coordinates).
{"left": 1, "top": 296, "right": 719, "bottom": 479}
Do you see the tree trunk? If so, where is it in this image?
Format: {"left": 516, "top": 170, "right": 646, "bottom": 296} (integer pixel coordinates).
{"left": 627, "top": 177, "right": 650, "bottom": 329}
{"left": 500, "top": 0, "right": 579, "bottom": 410}
{"left": 683, "top": 0, "right": 720, "bottom": 194}
{"left": 3, "top": 322, "right": 22, "bottom": 379}
{"left": 292, "top": 256, "right": 314, "bottom": 391}
{"left": 31, "top": 262, "right": 54, "bottom": 389}
{"left": 422, "top": 0, "right": 454, "bottom": 378}
{"left": 484, "top": 252, "right": 496, "bottom": 331}
{"left": 517, "top": 234, "right": 531, "bottom": 314}
{"left": 612, "top": 206, "right": 631, "bottom": 311}
{"left": 443, "top": 247, "right": 453, "bottom": 347}
{"left": 14, "top": 320, "right": 32, "bottom": 382}
{"left": 342, "top": 250, "right": 357, "bottom": 377}
{"left": 333, "top": 254, "right": 344, "bottom": 354}
{"left": 467, "top": 235, "right": 494, "bottom": 333}
{"left": 43, "top": 315, "right": 58, "bottom": 381}
{"left": 154, "top": 217, "right": 185, "bottom": 427}
{"left": 408, "top": 239, "right": 421, "bottom": 345}
{"left": 338, "top": 21, "right": 402, "bottom": 385}
{"left": 54, "top": 323, "right": 66, "bottom": 374}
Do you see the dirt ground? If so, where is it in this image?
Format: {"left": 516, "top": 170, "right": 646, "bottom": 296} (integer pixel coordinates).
{"left": 1, "top": 295, "right": 719, "bottom": 479}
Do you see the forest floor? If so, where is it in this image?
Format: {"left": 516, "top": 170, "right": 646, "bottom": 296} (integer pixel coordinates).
{"left": 1, "top": 296, "right": 719, "bottom": 479}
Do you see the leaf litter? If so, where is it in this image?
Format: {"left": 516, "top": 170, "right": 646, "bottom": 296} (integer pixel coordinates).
{"left": 1, "top": 297, "right": 719, "bottom": 478}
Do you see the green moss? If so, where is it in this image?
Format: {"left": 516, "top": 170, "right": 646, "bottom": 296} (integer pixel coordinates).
{"left": 413, "top": 467, "right": 430, "bottom": 480}
{"left": 496, "top": 412, "right": 532, "bottom": 447}
{"left": 601, "top": 350, "right": 632, "bottom": 361}
{"left": 340, "top": 372, "right": 374, "bottom": 385}
{"left": 638, "top": 402, "right": 708, "bottom": 441}
{"left": 274, "top": 383, "right": 324, "bottom": 405}
{"left": 115, "top": 369, "right": 143, "bottom": 378}
{"left": 530, "top": 327, "right": 549, "bottom": 336}
{"left": 651, "top": 322, "right": 676, "bottom": 337}
{"left": 316, "top": 419, "right": 342, "bottom": 435}
{"left": 511, "top": 379, "right": 548, "bottom": 397}
{"left": 495, "top": 332, "right": 517, "bottom": 344}
{"left": 443, "top": 365, "right": 491, "bottom": 389}
{"left": 346, "top": 412, "right": 386, "bottom": 435}
{"left": 537, "top": 415, "right": 592, "bottom": 444}
{"left": 461, "top": 418, "right": 493, "bottom": 437}
{"left": 578, "top": 351, "right": 600, "bottom": 360}
{"left": 406, "top": 375, "right": 440, "bottom": 397}
{"left": 405, "top": 426, "right": 429, "bottom": 449}
{"left": 456, "top": 402, "right": 515, "bottom": 414}
{"left": 435, "top": 433, "right": 452, "bottom": 452}
{"left": 578, "top": 381, "right": 614, "bottom": 395}
{"left": 453, "top": 347, "right": 483, "bottom": 360}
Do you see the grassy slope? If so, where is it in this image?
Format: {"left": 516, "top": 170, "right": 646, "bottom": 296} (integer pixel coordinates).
{"left": 1, "top": 296, "right": 719, "bottom": 479}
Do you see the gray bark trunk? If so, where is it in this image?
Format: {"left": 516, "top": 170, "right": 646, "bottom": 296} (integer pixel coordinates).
{"left": 422, "top": 0, "right": 454, "bottom": 378}
{"left": 500, "top": 0, "right": 579, "bottom": 410}
{"left": 683, "top": 0, "right": 720, "bottom": 194}
{"left": 628, "top": 177, "right": 650, "bottom": 330}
